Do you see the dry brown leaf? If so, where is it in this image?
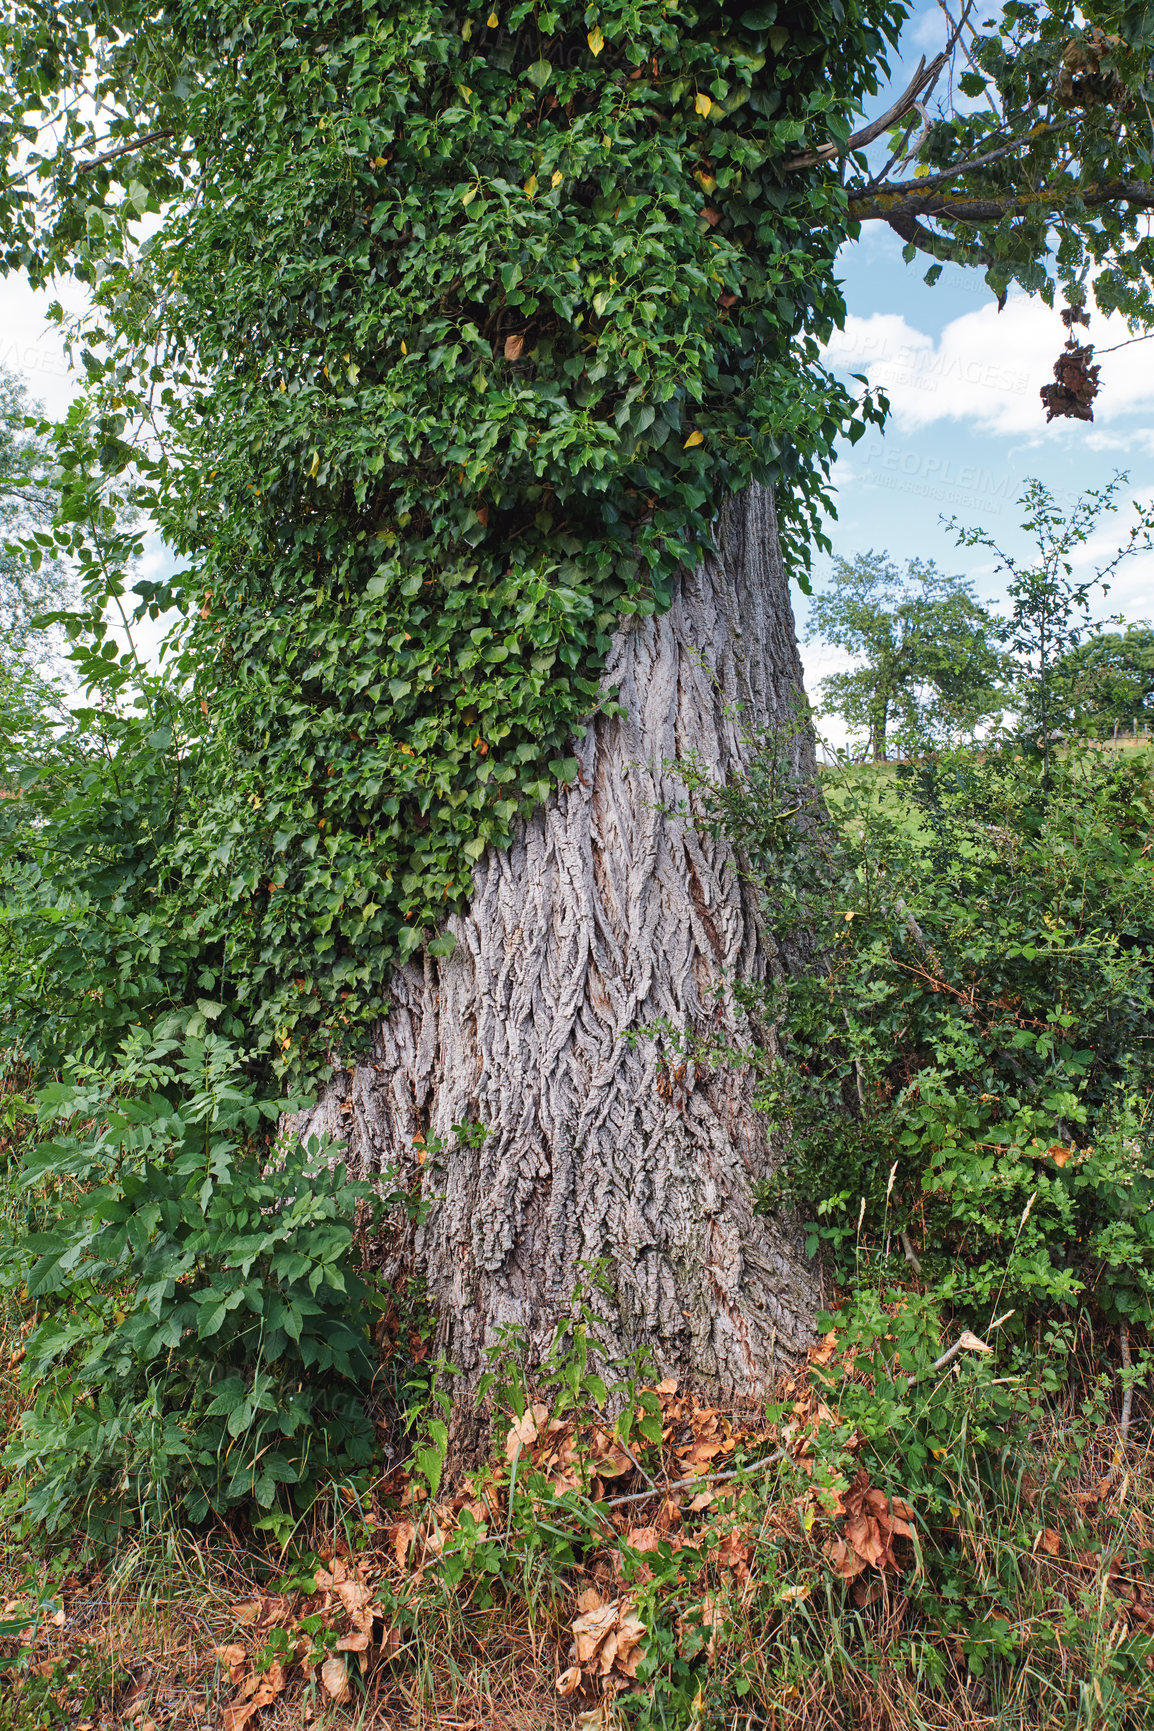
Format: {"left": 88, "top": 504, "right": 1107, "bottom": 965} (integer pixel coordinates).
{"left": 320, "top": 1656, "right": 350, "bottom": 1704}
{"left": 215, "top": 1645, "right": 247, "bottom": 1671}
{"left": 389, "top": 1518, "right": 416, "bottom": 1572}
{"left": 230, "top": 1594, "right": 292, "bottom": 1630}
{"left": 625, "top": 1526, "right": 662, "bottom": 1553}
{"left": 824, "top": 1538, "right": 868, "bottom": 1580}
{"left": 688, "top": 1589, "right": 728, "bottom": 1659}
{"left": 572, "top": 1601, "right": 619, "bottom": 1665}
{"left": 576, "top": 1586, "right": 607, "bottom": 1615}
{"left": 655, "top": 1377, "right": 678, "bottom": 1395}
{"left": 590, "top": 1428, "right": 634, "bottom": 1478}
{"left": 810, "top": 1330, "right": 839, "bottom": 1366}
{"left": 333, "top": 1579, "right": 373, "bottom": 1628}
{"left": 222, "top": 1705, "right": 258, "bottom": 1731}
{"left": 336, "top": 1631, "right": 371, "bottom": 1653}
{"left": 505, "top": 1403, "right": 548, "bottom": 1461}
{"left": 1039, "top": 1527, "right": 1060, "bottom": 1556}
{"left": 556, "top": 1665, "right": 583, "bottom": 1697}
{"left": 613, "top": 1610, "right": 646, "bottom": 1678}
{"left": 845, "top": 1513, "right": 887, "bottom": 1568}
{"left": 713, "top": 1530, "right": 755, "bottom": 1580}
{"left": 503, "top": 332, "right": 525, "bottom": 360}
{"left": 242, "top": 1661, "right": 286, "bottom": 1706}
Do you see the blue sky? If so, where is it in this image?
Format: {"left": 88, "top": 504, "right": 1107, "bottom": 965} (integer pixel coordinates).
{"left": 796, "top": 2, "right": 1154, "bottom": 741}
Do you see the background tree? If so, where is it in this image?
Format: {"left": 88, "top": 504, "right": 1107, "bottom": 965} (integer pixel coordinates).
{"left": 1048, "top": 624, "right": 1154, "bottom": 738}
{"left": 2, "top": 0, "right": 1153, "bottom": 1418}
{"left": 807, "top": 552, "right": 1006, "bottom": 760}
{"left": 0, "top": 366, "right": 72, "bottom": 668}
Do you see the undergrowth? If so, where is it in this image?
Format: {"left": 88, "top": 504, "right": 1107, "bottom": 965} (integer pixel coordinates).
{"left": 2, "top": 744, "right": 1153, "bottom": 1727}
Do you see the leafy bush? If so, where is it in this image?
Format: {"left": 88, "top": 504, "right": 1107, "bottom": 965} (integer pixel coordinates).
{"left": 1, "top": 1032, "right": 380, "bottom": 1534}
{"left": 733, "top": 739, "right": 1154, "bottom": 1343}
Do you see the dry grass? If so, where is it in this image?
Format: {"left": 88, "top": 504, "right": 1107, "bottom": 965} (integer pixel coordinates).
{"left": 3, "top": 1408, "right": 1154, "bottom": 1730}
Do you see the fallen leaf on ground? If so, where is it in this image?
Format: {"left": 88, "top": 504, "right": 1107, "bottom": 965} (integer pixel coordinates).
{"left": 506, "top": 1403, "right": 548, "bottom": 1461}
{"left": 320, "top": 1656, "right": 350, "bottom": 1704}
{"left": 389, "top": 1518, "right": 416, "bottom": 1571}
{"left": 556, "top": 1665, "right": 582, "bottom": 1696}
{"left": 571, "top": 1593, "right": 646, "bottom": 1680}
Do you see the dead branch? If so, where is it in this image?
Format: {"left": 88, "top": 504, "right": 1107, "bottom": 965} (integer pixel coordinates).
{"left": 783, "top": 53, "right": 949, "bottom": 170}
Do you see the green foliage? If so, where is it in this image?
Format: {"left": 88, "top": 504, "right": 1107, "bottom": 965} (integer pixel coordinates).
{"left": 0, "top": 1033, "right": 381, "bottom": 1534}
{"left": 0, "top": 1647, "right": 132, "bottom": 1731}
{"left": 807, "top": 551, "right": 1007, "bottom": 760}
{"left": 1, "top": 3, "right": 1150, "bottom": 1078}
{"left": 0, "top": 655, "right": 211, "bottom": 1077}
{"left": 743, "top": 741, "right": 1154, "bottom": 1340}
{"left": 0, "top": 366, "right": 72, "bottom": 666}
{"left": 1049, "top": 624, "right": 1154, "bottom": 737}
{"left": 883, "top": 1, "right": 1154, "bottom": 309}
{"left": 47, "top": 0, "right": 898, "bottom": 1075}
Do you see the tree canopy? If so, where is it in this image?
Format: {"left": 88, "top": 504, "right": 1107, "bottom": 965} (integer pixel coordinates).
{"left": 807, "top": 553, "right": 1006, "bottom": 759}
{"left": 0, "top": 365, "right": 71, "bottom": 661}
{"left": 1, "top": 0, "right": 1152, "bottom": 1075}
{"left": 1050, "top": 625, "right": 1154, "bottom": 734}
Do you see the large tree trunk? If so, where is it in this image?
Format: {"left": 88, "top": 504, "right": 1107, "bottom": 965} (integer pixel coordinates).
{"left": 294, "top": 484, "right": 821, "bottom": 1418}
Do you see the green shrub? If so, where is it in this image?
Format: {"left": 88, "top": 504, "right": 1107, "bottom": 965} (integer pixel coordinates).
{"left": 1, "top": 1031, "right": 381, "bottom": 1535}
{"left": 744, "top": 743, "right": 1154, "bottom": 1338}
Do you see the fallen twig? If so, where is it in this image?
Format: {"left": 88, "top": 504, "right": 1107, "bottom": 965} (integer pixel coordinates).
{"left": 603, "top": 1447, "right": 787, "bottom": 1510}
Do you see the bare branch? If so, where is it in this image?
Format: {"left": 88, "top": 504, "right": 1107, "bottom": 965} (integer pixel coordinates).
{"left": 783, "top": 53, "right": 949, "bottom": 171}
{"left": 74, "top": 128, "right": 174, "bottom": 174}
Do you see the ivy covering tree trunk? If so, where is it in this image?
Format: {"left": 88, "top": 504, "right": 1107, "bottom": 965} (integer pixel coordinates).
{"left": 294, "top": 482, "right": 820, "bottom": 1405}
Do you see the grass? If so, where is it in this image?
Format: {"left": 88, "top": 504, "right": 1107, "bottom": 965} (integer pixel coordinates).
{"left": 2, "top": 1258, "right": 1153, "bottom": 1729}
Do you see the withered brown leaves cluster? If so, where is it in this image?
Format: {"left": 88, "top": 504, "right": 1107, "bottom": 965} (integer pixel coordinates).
{"left": 1040, "top": 304, "right": 1101, "bottom": 422}
{"left": 217, "top": 1564, "right": 404, "bottom": 1731}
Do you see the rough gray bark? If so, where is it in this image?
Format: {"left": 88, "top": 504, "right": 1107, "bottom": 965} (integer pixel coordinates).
{"left": 294, "top": 483, "right": 820, "bottom": 1411}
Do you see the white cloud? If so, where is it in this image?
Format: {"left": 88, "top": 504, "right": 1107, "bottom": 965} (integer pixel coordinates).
{"left": 826, "top": 292, "right": 1154, "bottom": 438}
{"left": 0, "top": 274, "right": 87, "bottom": 419}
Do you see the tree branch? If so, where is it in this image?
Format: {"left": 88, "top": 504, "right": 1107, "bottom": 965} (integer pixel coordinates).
{"left": 74, "top": 128, "right": 174, "bottom": 174}
{"left": 862, "top": 119, "right": 1075, "bottom": 202}
{"left": 783, "top": 52, "right": 949, "bottom": 171}
{"left": 849, "top": 180, "right": 1154, "bottom": 227}
{"left": 783, "top": 0, "right": 981, "bottom": 173}
{"left": 848, "top": 178, "right": 1154, "bottom": 279}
